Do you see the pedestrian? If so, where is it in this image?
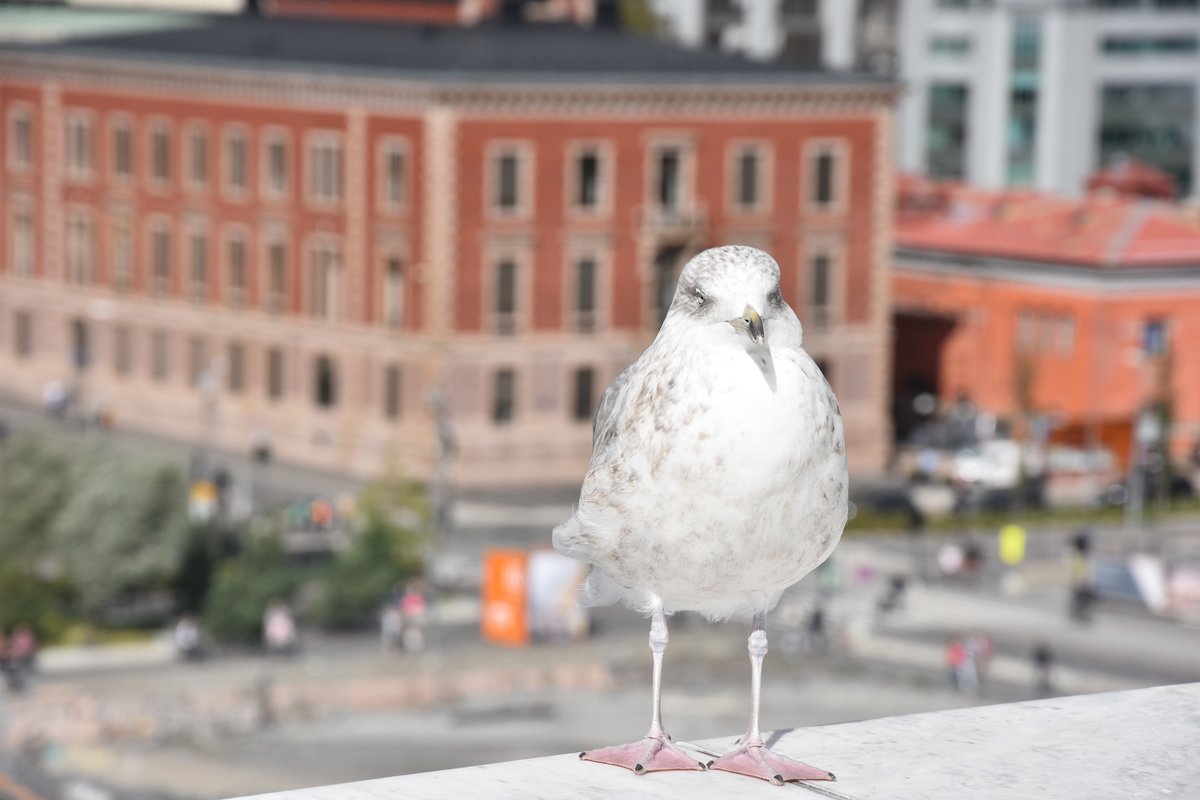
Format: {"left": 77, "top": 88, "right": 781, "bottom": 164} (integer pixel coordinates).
{"left": 10, "top": 623, "right": 36, "bottom": 671}
{"left": 400, "top": 583, "right": 427, "bottom": 653}
{"left": 263, "top": 599, "right": 297, "bottom": 656}
{"left": 806, "top": 602, "right": 828, "bottom": 654}
{"left": 174, "top": 614, "right": 204, "bottom": 661}
{"left": 1031, "top": 640, "right": 1054, "bottom": 694}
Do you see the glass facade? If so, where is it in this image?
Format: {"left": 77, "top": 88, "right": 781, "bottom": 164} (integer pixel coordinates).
{"left": 1099, "top": 83, "right": 1195, "bottom": 194}
{"left": 1007, "top": 17, "right": 1041, "bottom": 186}
{"left": 927, "top": 83, "right": 969, "bottom": 179}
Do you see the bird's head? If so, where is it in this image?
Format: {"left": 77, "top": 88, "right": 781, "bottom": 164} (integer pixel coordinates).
{"left": 665, "top": 246, "right": 800, "bottom": 349}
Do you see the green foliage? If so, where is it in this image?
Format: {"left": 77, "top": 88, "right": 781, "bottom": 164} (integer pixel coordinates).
{"left": 0, "top": 433, "right": 73, "bottom": 566}
{"left": 0, "top": 568, "right": 66, "bottom": 640}
{"left": 50, "top": 457, "right": 191, "bottom": 619}
{"left": 203, "top": 532, "right": 302, "bottom": 643}
{"left": 316, "top": 481, "right": 425, "bottom": 630}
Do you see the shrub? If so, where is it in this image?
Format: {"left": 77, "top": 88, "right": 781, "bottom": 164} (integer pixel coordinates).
{"left": 203, "top": 533, "right": 302, "bottom": 643}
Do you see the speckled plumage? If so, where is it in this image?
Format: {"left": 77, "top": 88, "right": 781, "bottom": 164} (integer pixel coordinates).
{"left": 553, "top": 246, "right": 848, "bottom": 621}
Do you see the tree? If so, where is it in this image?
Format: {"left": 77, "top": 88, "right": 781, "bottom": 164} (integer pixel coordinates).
{"left": 0, "top": 433, "right": 73, "bottom": 567}
{"left": 50, "top": 456, "right": 190, "bottom": 619}
{"left": 316, "top": 479, "right": 425, "bottom": 629}
{"left": 203, "top": 530, "right": 302, "bottom": 643}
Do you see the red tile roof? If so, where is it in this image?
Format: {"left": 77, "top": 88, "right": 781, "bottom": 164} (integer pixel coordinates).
{"left": 895, "top": 177, "right": 1200, "bottom": 269}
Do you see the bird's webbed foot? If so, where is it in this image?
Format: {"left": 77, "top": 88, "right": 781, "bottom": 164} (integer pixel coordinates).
{"left": 708, "top": 742, "right": 834, "bottom": 785}
{"left": 580, "top": 733, "right": 707, "bottom": 775}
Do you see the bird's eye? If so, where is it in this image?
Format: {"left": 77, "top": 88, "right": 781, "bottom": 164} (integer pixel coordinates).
{"left": 693, "top": 288, "right": 709, "bottom": 307}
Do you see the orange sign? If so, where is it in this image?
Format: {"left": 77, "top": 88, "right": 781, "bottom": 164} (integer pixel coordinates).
{"left": 481, "top": 549, "right": 529, "bottom": 647}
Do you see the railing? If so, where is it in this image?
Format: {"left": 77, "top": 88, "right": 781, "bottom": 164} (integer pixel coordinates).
{"left": 227, "top": 683, "right": 1198, "bottom": 799}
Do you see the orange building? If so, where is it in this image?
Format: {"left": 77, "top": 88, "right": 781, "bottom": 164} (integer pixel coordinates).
{"left": 0, "top": 12, "right": 896, "bottom": 488}
{"left": 892, "top": 176, "right": 1200, "bottom": 464}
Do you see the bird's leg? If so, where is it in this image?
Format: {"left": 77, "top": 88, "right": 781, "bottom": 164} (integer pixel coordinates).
{"left": 579, "top": 604, "right": 705, "bottom": 775}
{"left": 709, "top": 612, "right": 835, "bottom": 785}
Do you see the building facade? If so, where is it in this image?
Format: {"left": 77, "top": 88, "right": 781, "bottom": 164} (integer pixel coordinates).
{"left": 898, "top": 0, "right": 1200, "bottom": 197}
{"left": 892, "top": 177, "right": 1200, "bottom": 463}
{"left": 0, "top": 16, "right": 895, "bottom": 488}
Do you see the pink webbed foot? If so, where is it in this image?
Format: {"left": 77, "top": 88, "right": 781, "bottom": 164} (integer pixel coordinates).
{"left": 709, "top": 742, "right": 835, "bottom": 785}
{"left": 580, "top": 733, "right": 707, "bottom": 775}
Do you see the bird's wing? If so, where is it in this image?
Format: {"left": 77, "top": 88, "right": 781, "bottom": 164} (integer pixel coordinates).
{"left": 590, "top": 361, "right": 635, "bottom": 454}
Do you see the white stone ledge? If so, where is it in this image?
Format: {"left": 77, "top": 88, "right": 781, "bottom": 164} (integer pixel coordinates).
{"left": 229, "top": 683, "right": 1200, "bottom": 800}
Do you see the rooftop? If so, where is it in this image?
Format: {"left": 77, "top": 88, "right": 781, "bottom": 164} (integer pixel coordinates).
{"left": 227, "top": 683, "right": 1199, "bottom": 800}
{"left": 896, "top": 176, "right": 1200, "bottom": 270}
{"left": 0, "top": 10, "right": 889, "bottom": 86}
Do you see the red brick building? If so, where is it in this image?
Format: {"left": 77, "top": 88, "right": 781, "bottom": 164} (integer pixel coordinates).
{"left": 0, "top": 14, "right": 895, "bottom": 487}
{"left": 893, "top": 176, "right": 1200, "bottom": 464}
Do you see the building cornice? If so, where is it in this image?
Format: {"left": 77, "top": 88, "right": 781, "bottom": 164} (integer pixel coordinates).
{"left": 0, "top": 51, "right": 898, "bottom": 116}
{"left": 894, "top": 246, "right": 1200, "bottom": 292}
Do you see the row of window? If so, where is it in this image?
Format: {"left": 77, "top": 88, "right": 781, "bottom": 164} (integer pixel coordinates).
{"left": 7, "top": 108, "right": 399, "bottom": 209}
{"left": 9, "top": 310, "right": 599, "bottom": 425}
{"left": 493, "top": 139, "right": 847, "bottom": 217}
{"left": 5, "top": 106, "right": 848, "bottom": 216}
{"left": 8, "top": 206, "right": 408, "bottom": 324}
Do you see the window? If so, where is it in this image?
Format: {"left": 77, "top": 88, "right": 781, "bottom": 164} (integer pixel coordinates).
{"left": 266, "top": 347, "right": 285, "bottom": 401}
{"left": 655, "top": 147, "right": 681, "bottom": 211}
{"left": 227, "top": 342, "right": 245, "bottom": 393}
{"left": 227, "top": 232, "right": 247, "bottom": 308}
{"left": 495, "top": 151, "right": 520, "bottom": 211}
{"left": 1143, "top": 318, "right": 1169, "bottom": 357}
{"left": 733, "top": 145, "right": 763, "bottom": 210}
{"left": 70, "top": 319, "right": 90, "bottom": 370}
{"left": 1017, "top": 310, "right": 1036, "bottom": 352}
{"left": 809, "top": 251, "right": 832, "bottom": 328}
{"left": 150, "top": 330, "right": 169, "bottom": 381}
{"left": 187, "top": 126, "right": 208, "bottom": 187}
{"left": 65, "top": 113, "right": 94, "bottom": 181}
{"left": 65, "top": 211, "right": 94, "bottom": 285}
{"left": 1103, "top": 35, "right": 1198, "bottom": 56}
{"left": 929, "top": 35, "right": 972, "bottom": 57}
{"left": 112, "top": 218, "right": 133, "bottom": 291}
{"left": 112, "top": 119, "right": 133, "bottom": 180}
{"left": 8, "top": 108, "right": 31, "bottom": 171}
{"left": 14, "top": 310, "right": 32, "bottom": 359}
{"left": 308, "top": 135, "right": 343, "bottom": 203}
{"left": 1008, "top": 18, "right": 1041, "bottom": 186}
{"left": 188, "top": 336, "right": 207, "bottom": 387}
{"left": 383, "top": 256, "right": 406, "bottom": 328}
{"left": 266, "top": 239, "right": 287, "bottom": 313}
{"left": 150, "top": 221, "right": 171, "bottom": 297}
{"left": 263, "top": 133, "right": 288, "bottom": 197}
{"left": 1099, "top": 84, "right": 1194, "bottom": 195}
{"left": 149, "top": 121, "right": 171, "bottom": 185}
{"left": 314, "top": 354, "right": 337, "bottom": 408}
{"left": 189, "top": 227, "right": 208, "bottom": 302}
{"left": 384, "top": 364, "right": 402, "bottom": 419}
{"left": 494, "top": 258, "right": 517, "bottom": 335}
{"left": 811, "top": 147, "right": 840, "bottom": 208}
{"left": 379, "top": 140, "right": 407, "bottom": 210}
{"left": 575, "top": 148, "right": 602, "bottom": 210}
{"left": 225, "top": 128, "right": 248, "bottom": 195}
{"left": 653, "top": 244, "right": 684, "bottom": 327}
{"left": 10, "top": 203, "right": 34, "bottom": 277}
{"left": 573, "top": 255, "right": 597, "bottom": 333}
{"left": 572, "top": 367, "right": 595, "bottom": 422}
{"left": 492, "top": 368, "right": 516, "bottom": 424}
{"left": 1057, "top": 316, "right": 1075, "bottom": 357}
{"left": 113, "top": 326, "right": 132, "bottom": 376}
{"left": 308, "top": 240, "right": 341, "bottom": 320}
{"left": 927, "top": 84, "right": 969, "bottom": 180}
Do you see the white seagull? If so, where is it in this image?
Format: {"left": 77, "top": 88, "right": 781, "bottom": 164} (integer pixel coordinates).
{"left": 553, "top": 245, "right": 847, "bottom": 784}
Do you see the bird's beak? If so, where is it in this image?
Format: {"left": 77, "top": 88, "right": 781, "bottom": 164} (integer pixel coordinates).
{"left": 728, "top": 305, "right": 766, "bottom": 346}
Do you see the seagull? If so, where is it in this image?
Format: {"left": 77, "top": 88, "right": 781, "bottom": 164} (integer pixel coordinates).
{"left": 553, "top": 245, "right": 847, "bottom": 784}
